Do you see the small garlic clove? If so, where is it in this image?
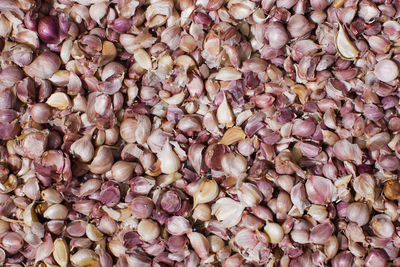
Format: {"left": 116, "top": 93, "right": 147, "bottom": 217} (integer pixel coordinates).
{"left": 43, "top": 204, "right": 68, "bottom": 220}
{"left": 374, "top": 59, "right": 399, "bottom": 83}
{"left": 70, "top": 249, "right": 100, "bottom": 267}
{"left": 70, "top": 135, "right": 94, "bottom": 163}
{"left": 165, "top": 216, "right": 191, "bottom": 236}
{"left": 238, "top": 182, "right": 263, "bottom": 207}
{"left": 193, "top": 179, "right": 219, "bottom": 208}
{"left": 86, "top": 224, "right": 103, "bottom": 242}
{"left": 309, "top": 222, "right": 334, "bottom": 244}
{"left": 219, "top": 127, "right": 246, "bottom": 146}
{"left": 53, "top": 238, "right": 69, "bottom": 267}
{"left": 264, "top": 222, "right": 284, "bottom": 244}
{"left": 192, "top": 203, "right": 212, "bottom": 221}
{"left": 188, "top": 232, "right": 210, "bottom": 259}
{"left": 336, "top": 23, "right": 359, "bottom": 60}
{"left": 134, "top": 48, "right": 152, "bottom": 70}
{"left": 137, "top": 219, "right": 160, "bottom": 242}
{"left": 158, "top": 141, "right": 181, "bottom": 174}
{"left": 46, "top": 92, "right": 71, "bottom": 110}
{"left": 215, "top": 67, "right": 242, "bottom": 81}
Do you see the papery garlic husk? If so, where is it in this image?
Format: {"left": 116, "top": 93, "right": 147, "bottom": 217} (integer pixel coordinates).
{"left": 336, "top": 23, "right": 359, "bottom": 60}
{"left": 193, "top": 179, "right": 219, "bottom": 208}
{"left": 219, "top": 127, "right": 246, "bottom": 145}
{"left": 70, "top": 249, "right": 100, "bottom": 267}
{"left": 53, "top": 238, "right": 69, "bottom": 267}
{"left": 264, "top": 222, "right": 284, "bottom": 244}
{"left": 217, "top": 93, "right": 234, "bottom": 127}
{"left": 158, "top": 141, "right": 181, "bottom": 174}
{"left": 70, "top": 135, "right": 94, "bottom": 163}
{"left": 212, "top": 197, "right": 245, "bottom": 227}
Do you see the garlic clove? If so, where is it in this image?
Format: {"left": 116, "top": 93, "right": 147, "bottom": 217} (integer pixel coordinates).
{"left": 193, "top": 179, "right": 219, "bottom": 208}
{"left": 336, "top": 23, "right": 359, "bottom": 60}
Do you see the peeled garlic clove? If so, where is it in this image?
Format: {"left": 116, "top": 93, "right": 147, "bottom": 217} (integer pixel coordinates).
{"left": 264, "top": 222, "right": 284, "bottom": 244}
{"left": 192, "top": 203, "right": 212, "bottom": 221}
{"left": 219, "top": 127, "right": 246, "bottom": 145}
{"left": 374, "top": 59, "right": 399, "bottom": 83}
{"left": 43, "top": 204, "right": 68, "bottom": 220}
{"left": 86, "top": 224, "right": 103, "bottom": 242}
{"left": 238, "top": 183, "right": 263, "bottom": 207}
{"left": 188, "top": 232, "right": 210, "bottom": 259}
{"left": 133, "top": 48, "right": 152, "bottom": 70}
{"left": 215, "top": 67, "right": 242, "bottom": 81}
{"left": 137, "top": 219, "right": 160, "bottom": 242}
{"left": 53, "top": 238, "right": 69, "bottom": 267}
{"left": 336, "top": 24, "right": 359, "bottom": 60}
{"left": 70, "top": 249, "right": 100, "bottom": 267}
{"left": 70, "top": 135, "right": 94, "bottom": 163}
{"left": 46, "top": 92, "right": 71, "bottom": 109}
{"left": 158, "top": 141, "right": 181, "bottom": 174}
{"left": 217, "top": 93, "right": 234, "bottom": 127}
{"left": 193, "top": 179, "right": 219, "bottom": 208}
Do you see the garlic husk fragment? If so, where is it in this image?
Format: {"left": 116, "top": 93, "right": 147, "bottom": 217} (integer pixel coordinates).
{"left": 158, "top": 141, "right": 181, "bottom": 174}
{"left": 336, "top": 24, "right": 359, "bottom": 60}
{"left": 212, "top": 197, "right": 245, "bottom": 227}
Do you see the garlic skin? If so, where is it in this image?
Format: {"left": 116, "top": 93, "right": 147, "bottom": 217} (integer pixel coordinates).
{"left": 158, "top": 141, "right": 181, "bottom": 174}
